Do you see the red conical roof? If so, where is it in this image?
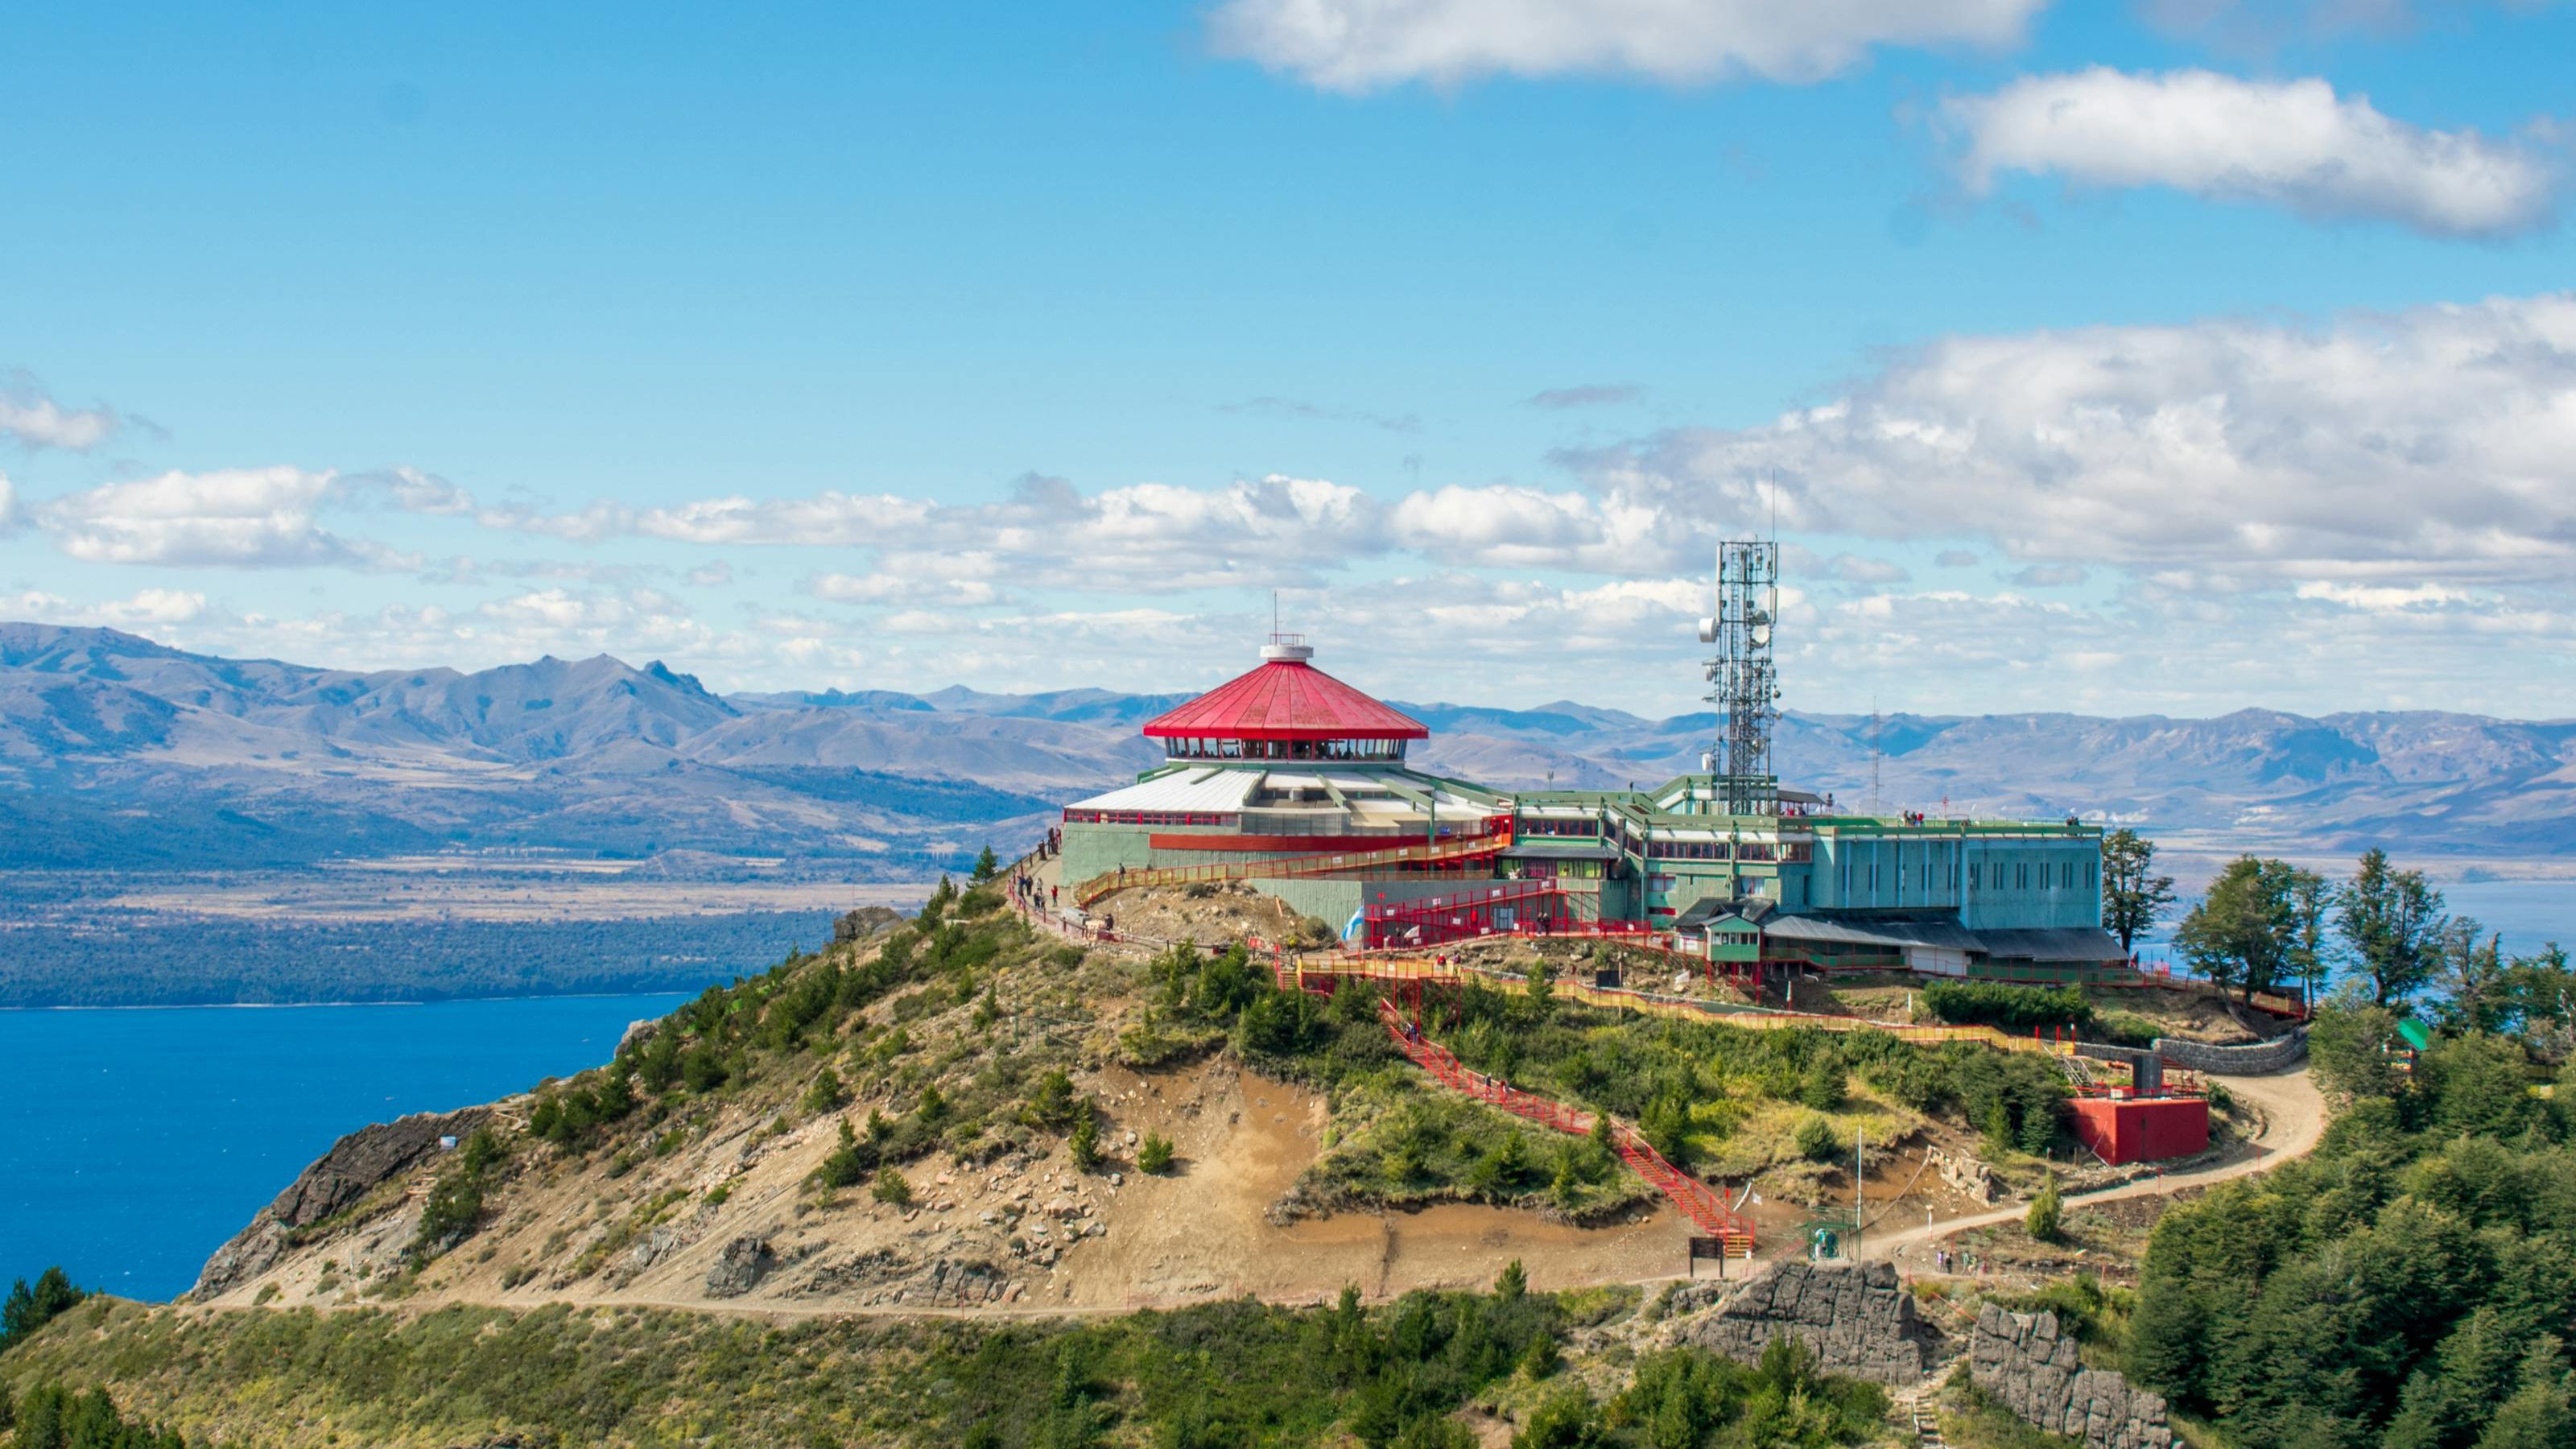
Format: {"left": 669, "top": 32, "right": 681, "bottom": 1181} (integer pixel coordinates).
{"left": 1142, "top": 643, "right": 1428, "bottom": 742}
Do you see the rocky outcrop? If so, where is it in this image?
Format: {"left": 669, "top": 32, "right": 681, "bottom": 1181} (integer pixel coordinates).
{"left": 194, "top": 1107, "right": 489, "bottom": 1298}
{"left": 704, "top": 1235, "right": 776, "bottom": 1298}
{"left": 790, "top": 1249, "right": 1020, "bottom": 1307}
{"left": 834, "top": 906, "right": 904, "bottom": 943}
{"left": 1971, "top": 1303, "right": 2173, "bottom": 1449}
{"left": 193, "top": 1214, "right": 295, "bottom": 1299}
{"left": 1926, "top": 1145, "right": 1998, "bottom": 1203}
{"left": 269, "top": 1108, "right": 490, "bottom": 1227}
{"left": 1666, "top": 1261, "right": 1932, "bottom": 1385}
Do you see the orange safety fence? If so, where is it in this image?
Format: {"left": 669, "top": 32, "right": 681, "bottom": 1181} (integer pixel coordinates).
{"left": 1286, "top": 952, "right": 2080, "bottom": 1059}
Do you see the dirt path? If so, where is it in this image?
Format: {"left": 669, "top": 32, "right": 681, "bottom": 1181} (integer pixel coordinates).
{"left": 1863, "top": 1066, "right": 2325, "bottom": 1263}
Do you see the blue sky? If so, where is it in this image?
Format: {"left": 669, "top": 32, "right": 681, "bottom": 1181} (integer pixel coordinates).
{"left": 5, "top": 1, "right": 2573, "bottom": 718}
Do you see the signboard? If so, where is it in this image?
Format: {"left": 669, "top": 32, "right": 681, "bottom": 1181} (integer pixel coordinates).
{"left": 1686, "top": 1236, "right": 1728, "bottom": 1261}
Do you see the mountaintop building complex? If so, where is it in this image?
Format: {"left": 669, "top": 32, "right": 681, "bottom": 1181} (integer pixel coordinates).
{"left": 1059, "top": 547, "right": 2122, "bottom": 989}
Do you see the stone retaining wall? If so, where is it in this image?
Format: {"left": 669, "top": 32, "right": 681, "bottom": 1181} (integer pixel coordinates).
{"left": 1666, "top": 1261, "right": 1932, "bottom": 1385}
{"left": 1971, "top": 1302, "right": 2172, "bottom": 1449}
{"left": 2153, "top": 1026, "right": 2307, "bottom": 1075}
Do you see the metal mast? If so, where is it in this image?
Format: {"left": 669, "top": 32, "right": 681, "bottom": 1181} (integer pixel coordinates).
{"left": 1695, "top": 540, "right": 1781, "bottom": 816}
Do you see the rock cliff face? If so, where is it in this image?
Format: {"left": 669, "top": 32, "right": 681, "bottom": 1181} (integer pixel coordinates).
{"left": 1971, "top": 1302, "right": 2174, "bottom": 1449}
{"left": 1666, "top": 1261, "right": 1933, "bottom": 1386}
{"left": 194, "top": 1107, "right": 489, "bottom": 1298}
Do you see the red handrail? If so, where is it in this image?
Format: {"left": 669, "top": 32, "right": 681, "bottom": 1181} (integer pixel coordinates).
{"left": 1375, "top": 999, "right": 1755, "bottom": 1255}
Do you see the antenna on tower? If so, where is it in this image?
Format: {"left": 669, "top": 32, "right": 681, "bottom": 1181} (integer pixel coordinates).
{"left": 1696, "top": 539, "right": 1781, "bottom": 817}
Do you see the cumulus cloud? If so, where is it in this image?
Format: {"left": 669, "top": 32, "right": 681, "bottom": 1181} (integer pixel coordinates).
{"left": 1943, "top": 68, "right": 2557, "bottom": 237}
{"left": 0, "top": 473, "right": 20, "bottom": 534}
{"left": 1563, "top": 291, "right": 2576, "bottom": 587}
{"left": 34, "top": 466, "right": 456, "bottom": 568}
{"left": 494, "top": 472, "right": 1388, "bottom": 592}
{"left": 811, "top": 565, "right": 1005, "bottom": 608}
{"left": 2, "top": 587, "right": 208, "bottom": 628}
{"left": 1526, "top": 383, "right": 1645, "bottom": 410}
{"left": 2293, "top": 579, "right": 2474, "bottom": 611}
{"left": 0, "top": 374, "right": 118, "bottom": 451}
{"left": 1208, "top": 0, "right": 2045, "bottom": 92}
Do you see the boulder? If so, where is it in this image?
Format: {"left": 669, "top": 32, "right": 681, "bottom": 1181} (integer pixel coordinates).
{"left": 704, "top": 1235, "right": 776, "bottom": 1298}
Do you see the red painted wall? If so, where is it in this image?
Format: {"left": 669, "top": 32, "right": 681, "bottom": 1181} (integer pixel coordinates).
{"left": 2069, "top": 1096, "right": 2209, "bottom": 1165}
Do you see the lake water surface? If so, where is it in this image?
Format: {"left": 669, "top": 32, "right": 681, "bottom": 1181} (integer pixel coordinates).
{"left": 2, "top": 993, "right": 684, "bottom": 1302}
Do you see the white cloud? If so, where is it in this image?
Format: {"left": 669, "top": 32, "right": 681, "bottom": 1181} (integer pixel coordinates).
{"left": 4, "top": 587, "right": 207, "bottom": 628}
{"left": 0, "top": 374, "right": 118, "bottom": 451}
{"left": 0, "top": 473, "right": 20, "bottom": 534}
{"left": 2293, "top": 580, "right": 2474, "bottom": 611}
{"left": 31, "top": 466, "right": 476, "bottom": 569}
{"left": 811, "top": 566, "right": 1003, "bottom": 608}
{"left": 494, "top": 472, "right": 1389, "bottom": 592}
{"left": 1943, "top": 68, "right": 2557, "bottom": 237}
{"left": 1208, "top": 0, "right": 2044, "bottom": 92}
{"left": 1566, "top": 291, "right": 2576, "bottom": 588}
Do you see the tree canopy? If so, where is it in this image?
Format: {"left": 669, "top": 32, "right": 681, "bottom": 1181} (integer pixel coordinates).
{"left": 2099, "top": 828, "right": 2176, "bottom": 955}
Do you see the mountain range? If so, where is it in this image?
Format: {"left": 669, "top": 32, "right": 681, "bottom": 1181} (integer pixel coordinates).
{"left": 3, "top": 622, "right": 2570, "bottom": 873}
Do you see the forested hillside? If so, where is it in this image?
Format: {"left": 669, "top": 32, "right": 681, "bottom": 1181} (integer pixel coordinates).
{"left": 2124, "top": 1010, "right": 2576, "bottom": 1447}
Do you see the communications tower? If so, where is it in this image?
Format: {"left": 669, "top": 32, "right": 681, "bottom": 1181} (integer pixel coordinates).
{"left": 1695, "top": 541, "right": 1781, "bottom": 815}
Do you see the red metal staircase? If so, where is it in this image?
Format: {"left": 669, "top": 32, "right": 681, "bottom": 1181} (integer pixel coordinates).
{"left": 1373, "top": 998, "right": 1755, "bottom": 1257}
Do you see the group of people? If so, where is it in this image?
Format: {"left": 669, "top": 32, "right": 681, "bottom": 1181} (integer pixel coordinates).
{"left": 1009, "top": 873, "right": 1061, "bottom": 911}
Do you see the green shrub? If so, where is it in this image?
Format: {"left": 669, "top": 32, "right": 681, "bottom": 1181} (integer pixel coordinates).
{"left": 1070, "top": 1104, "right": 1102, "bottom": 1171}
{"left": 872, "top": 1166, "right": 914, "bottom": 1206}
{"left": 1137, "top": 1133, "right": 1175, "bottom": 1174}
{"left": 801, "top": 1067, "right": 848, "bottom": 1114}
{"left": 2026, "top": 1175, "right": 2062, "bottom": 1243}
{"left": 812, "top": 1117, "right": 876, "bottom": 1190}
{"left": 1923, "top": 980, "right": 2093, "bottom": 1033}
{"left": 1796, "top": 1114, "right": 1839, "bottom": 1162}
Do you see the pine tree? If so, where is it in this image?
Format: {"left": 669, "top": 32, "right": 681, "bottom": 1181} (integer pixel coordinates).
{"left": 972, "top": 844, "right": 1000, "bottom": 882}
{"left": 1137, "top": 1133, "right": 1174, "bottom": 1174}
{"left": 1069, "top": 1101, "right": 1102, "bottom": 1170}
{"left": 2027, "top": 1174, "right": 2063, "bottom": 1243}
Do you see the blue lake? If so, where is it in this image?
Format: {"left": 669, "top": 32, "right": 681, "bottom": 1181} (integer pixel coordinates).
{"left": 1, "top": 993, "right": 685, "bottom": 1302}
{"left": 2136, "top": 878, "right": 2572, "bottom": 970}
